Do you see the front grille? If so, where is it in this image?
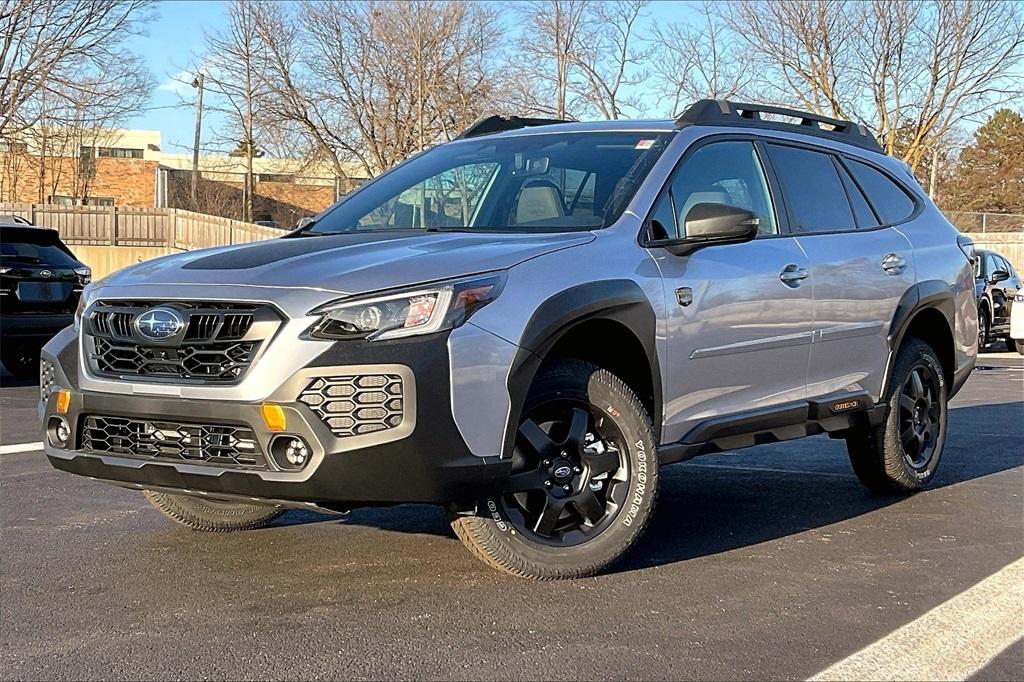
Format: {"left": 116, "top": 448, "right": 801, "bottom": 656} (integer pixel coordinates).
{"left": 39, "top": 359, "right": 56, "bottom": 403}
{"left": 85, "top": 300, "right": 279, "bottom": 383}
{"left": 81, "top": 415, "right": 266, "bottom": 469}
{"left": 299, "top": 374, "right": 404, "bottom": 437}
{"left": 91, "top": 337, "right": 258, "bottom": 380}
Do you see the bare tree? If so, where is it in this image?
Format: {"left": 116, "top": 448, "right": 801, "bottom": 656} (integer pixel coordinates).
{"left": 198, "top": 0, "right": 270, "bottom": 221}
{"left": 296, "top": 0, "right": 504, "bottom": 176}
{"left": 0, "top": 0, "right": 154, "bottom": 139}
{"left": 569, "top": 0, "right": 651, "bottom": 119}
{"left": 720, "top": 0, "right": 1024, "bottom": 172}
{"left": 514, "top": 0, "right": 592, "bottom": 119}
{"left": 651, "top": 2, "right": 753, "bottom": 115}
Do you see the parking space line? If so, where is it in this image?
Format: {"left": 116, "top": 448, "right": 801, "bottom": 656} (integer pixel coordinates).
{"left": 0, "top": 442, "right": 44, "bottom": 455}
{"left": 808, "top": 556, "right": 1024, "bottom": 681}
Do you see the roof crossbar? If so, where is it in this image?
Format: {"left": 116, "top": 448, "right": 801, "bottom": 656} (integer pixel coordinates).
{"left": 456, "top": 115, "right": 575, "bottom": 140}
{"left": 675, "top": 99, "right": 883, "bottom": 153}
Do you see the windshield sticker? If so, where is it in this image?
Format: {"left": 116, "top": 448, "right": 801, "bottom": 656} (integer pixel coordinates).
{"left": 635, "top": 139, "right": 655, "bottom": 149}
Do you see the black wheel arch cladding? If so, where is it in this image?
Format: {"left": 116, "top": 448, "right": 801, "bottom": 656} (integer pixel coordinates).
{"left": 885, "top": 279, "right": 956, "bottom": 394}
{"left": 502, "top": 279, "right": 661, "bottom": 459}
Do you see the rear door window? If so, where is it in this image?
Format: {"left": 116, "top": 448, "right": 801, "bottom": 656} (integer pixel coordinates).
{"left": 766, "top": 144, "right": 855, "bottom": 233}
{"left": 847, "top": 160, "right": 916, "bottom": 225}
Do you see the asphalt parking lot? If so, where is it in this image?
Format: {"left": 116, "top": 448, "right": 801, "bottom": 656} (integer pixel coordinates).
{"left": 1, "top": 352, "right": 1021, "bottom": 681}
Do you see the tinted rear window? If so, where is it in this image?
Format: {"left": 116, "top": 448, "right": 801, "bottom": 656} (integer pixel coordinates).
{"left": 0, "top": 228, "right": 79, "bottom": 267}
{"left": 847, "top": 160, "right": 916, "bottom": 224}
{"left": 766, "top": 144, "right": 855, "bottom": 233}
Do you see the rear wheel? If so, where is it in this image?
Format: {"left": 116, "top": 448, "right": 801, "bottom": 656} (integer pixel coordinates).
{"left": 144, "top": 490, "right": 284, "bottom": 531}
{"left": 978, "top": 306, "right": 990, "bottom": 349}
{"left": 451, "top": 360, "right": 658, "bottom": 580}
{"left": 846, "top": 338, "right": 948, "bottom": 493}
{"left": 1, "top": 340, "right": 40, "bottom": 378}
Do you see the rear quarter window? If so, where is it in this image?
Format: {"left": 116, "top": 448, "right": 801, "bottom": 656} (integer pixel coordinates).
{"left": 847, "top": 160, "right": 916, "bottom": 225}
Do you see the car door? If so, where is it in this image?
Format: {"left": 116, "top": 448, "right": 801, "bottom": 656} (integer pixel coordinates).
{"left": 648, "top": 138, "right": 814, "bottom": 443}
{"left": 764, "top": 143, "right": 916, "bottom": 401}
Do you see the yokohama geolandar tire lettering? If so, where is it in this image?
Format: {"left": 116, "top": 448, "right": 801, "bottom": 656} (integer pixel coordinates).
{"left": 144, "top": 490, "right": 284, "bottom": 532}
{"left": 450, "top": 359, "right": 659, "bottom": 580}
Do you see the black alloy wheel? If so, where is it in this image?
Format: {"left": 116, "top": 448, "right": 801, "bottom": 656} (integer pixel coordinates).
{"left": 500, "top": 402, "right": 628, "bottom": 546}
{"left": 897, "top": 364, "right": 942, "bottom": 470}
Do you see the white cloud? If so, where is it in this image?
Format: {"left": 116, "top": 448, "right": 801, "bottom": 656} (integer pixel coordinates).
{"left": 158, "top": 69, "right": 200, "bottom": 95}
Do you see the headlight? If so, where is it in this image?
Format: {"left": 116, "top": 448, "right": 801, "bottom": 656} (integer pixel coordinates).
{"left": 73, "top": 284, "right": 92, "bottom": 331}
{"left": 308, "top": 273, "right": 505, "bottom": 341}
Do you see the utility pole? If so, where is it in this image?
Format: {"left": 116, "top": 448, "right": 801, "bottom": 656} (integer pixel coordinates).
{"left": 928, "top": 146, "right": 939, "bottom": 200}
{"left": 191, "top": 73, "right": 204, "bottom": 209}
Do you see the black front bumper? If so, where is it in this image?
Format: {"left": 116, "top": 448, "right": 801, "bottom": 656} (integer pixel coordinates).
{"left": 42, "top": 332, "right": 511, "bottom": 508}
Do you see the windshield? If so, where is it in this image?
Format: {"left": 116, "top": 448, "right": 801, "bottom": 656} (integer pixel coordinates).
{"left": 306, "top": 131, "right": 672, "bottom": 235}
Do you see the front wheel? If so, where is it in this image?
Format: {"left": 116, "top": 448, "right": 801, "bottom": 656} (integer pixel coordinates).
{"left": 144, "top": 490, "right": 284, "bottom": 531}
{"left": 451, "top": 360, "right": 658, "bottom": 580}
{"left": 846, "top": 338, "right": 948, "bottom": 493}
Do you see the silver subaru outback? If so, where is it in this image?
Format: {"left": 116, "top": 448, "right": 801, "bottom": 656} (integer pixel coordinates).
{"left": 40, "top": 100, "right": 977, "bottom": 579}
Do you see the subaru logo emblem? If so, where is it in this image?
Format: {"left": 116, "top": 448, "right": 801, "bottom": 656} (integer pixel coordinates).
{"left": 135, "top": 307, "right": 185, "bottom": 341}
{"left": 553, "top": 465, "right": 573, "bottom": 479}
{"left": 39, "top": 270, "right": 52, "bottom": 278}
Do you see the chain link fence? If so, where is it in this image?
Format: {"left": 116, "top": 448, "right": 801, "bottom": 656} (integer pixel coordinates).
{"left": 945, "top": 211, "right": 1024, "bottom": 233}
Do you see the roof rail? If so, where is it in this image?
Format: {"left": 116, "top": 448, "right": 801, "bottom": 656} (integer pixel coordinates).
{"left": 676, "top": 99, "right": 883, "bottom": 153}
{"left": 456, "top": 115, "right": 575, "bottom": 140}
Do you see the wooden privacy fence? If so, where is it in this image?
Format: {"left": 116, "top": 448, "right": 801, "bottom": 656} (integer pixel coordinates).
{"left": 0, "top": 203, "right": 282, "bottom": 250}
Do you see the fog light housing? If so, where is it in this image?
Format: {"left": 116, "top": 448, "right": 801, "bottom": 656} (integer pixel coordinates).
{"left": 47, "top": 416, "right": 71, "bottom": 447}
{"left": 269, "top": 435, "right": 311, "bottom": 470}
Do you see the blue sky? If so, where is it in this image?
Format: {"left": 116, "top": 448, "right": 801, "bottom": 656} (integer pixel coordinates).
{"left": 123, "top": 0, "right": 702, "bottom": 153}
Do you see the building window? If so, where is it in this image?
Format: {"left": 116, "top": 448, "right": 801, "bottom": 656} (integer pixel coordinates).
{"left": 50, "top": 195, "right": 115, "bottom": 207}
{"left": 97, "top": 147, "right": 144, "bottom": 159}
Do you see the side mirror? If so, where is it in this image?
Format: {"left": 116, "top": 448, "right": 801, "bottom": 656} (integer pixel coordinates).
{"left": 647, "top": 203, "right": 759, "bottom": 256}
{"left": 990, "top": 269, "right": 1010, "bottom": 284}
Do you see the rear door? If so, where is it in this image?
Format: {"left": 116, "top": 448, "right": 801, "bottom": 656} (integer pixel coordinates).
{"left": 763, "top": 143, "right": 916, "bottom": 402}
{"left": 650, "top": 138, "right": 814, "bottom": 442}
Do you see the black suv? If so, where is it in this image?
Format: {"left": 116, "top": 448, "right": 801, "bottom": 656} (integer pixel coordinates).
{"left": 1, "top": 222, "right": 90, "bottom": 377}
{"left": 974, "top": 248, "right": 1021, "bottom": 349}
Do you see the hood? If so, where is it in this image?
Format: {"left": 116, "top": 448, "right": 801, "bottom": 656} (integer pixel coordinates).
{"left": 98, "top": 230, "right": 593, "bottom": 296}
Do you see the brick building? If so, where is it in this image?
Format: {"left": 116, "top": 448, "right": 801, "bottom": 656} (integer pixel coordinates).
{"left": 0, "top": 129, "right": 365, "bottom": 226}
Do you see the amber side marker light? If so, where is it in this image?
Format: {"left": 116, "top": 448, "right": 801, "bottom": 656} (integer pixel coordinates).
{"left": 55, "top": 390, "right": 72, "bottom": 414}
{"left": 261, "top": 403, "right": 287, "bottom": 431}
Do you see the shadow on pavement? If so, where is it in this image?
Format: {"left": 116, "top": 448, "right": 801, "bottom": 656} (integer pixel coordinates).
{"left": 287, "top": 399, "right": 1023, "bottom": 574}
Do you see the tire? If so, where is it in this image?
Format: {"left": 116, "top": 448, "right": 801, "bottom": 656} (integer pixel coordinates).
{"left": 1016, "top": 339, "right": 1024, "bottom": 356}
{"left": 977, "top": 305, "right": 990, "bottom": 349}
{"left": 451, "top": 359, "right": 658, "bottom": 580}
{"left": 846, "top": 337, "right": 948, "bottom": 494}
{"left": 1, "top": 340, "right": 41, "bottom": 378}
{"left": 144, "top": 490, "right": 285, "bottom": 532}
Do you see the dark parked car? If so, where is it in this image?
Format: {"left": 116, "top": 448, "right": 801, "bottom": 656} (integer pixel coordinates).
{"left": 974, "top": 249, "right": 1021, "bottom": 349}
{"left": 0, "top": 223, "right": 90, "bottom": 377}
